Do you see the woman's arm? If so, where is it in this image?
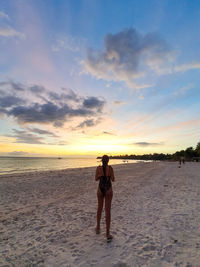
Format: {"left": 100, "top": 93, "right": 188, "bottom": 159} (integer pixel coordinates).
{"left": 95, "top": 167, "right": 100, "bottom": 181}
{"left": 110, "top": 166, "right": 115, "bottom": 182}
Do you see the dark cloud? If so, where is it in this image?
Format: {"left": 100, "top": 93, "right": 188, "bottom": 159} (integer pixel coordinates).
{"left": 133, "top": 142, "right": 163, "bottom": 147}
{"left": 49, "top": 90, "right": 80, "bottom": 103}
{"left": 85, "top": 27, "right": 173, "bottom": 88}
{"left": 53, "top": 121, "right": 64, "bottom": 127}
{"left": 9, "top": 81, "right": 25, "bottom": 91}
{"left": 0, "top": 107, "right": 6, "bottom": 114}
{"left": 0, "top": 81, "right": 45, "bottom": 95}
{"left": 9, "top": 129, "right": 44, "bottom": 144}
{"left": 29, "top": 85, "right": 45, "bottom": 94}
{"left": 27, "top": 127, "right": 58, "bottom": 137}
{"left": 0, "top": 82, "right": 26, "bottom": 113}
{"left": 77, "top": 119, "right": 100, "bottom": 129}
{"left": 0, "top": 81, "right": 25, "bottom": 104}
{"left": 83, "top": 97, "right": 105, "bottom": 111}
{"left": 6, "top": 128, "right": 66, "bottom": 145}
{"left": 0, "top": 95, "right": 24, "bottom": 108}
{"left": 0, "top": 81, "right": 9, "bottom": 87}
{"left": 6, "top": 151, "right": 31, "bottom": 156}
{"left": 0, "top": 81, "right": 106, "bottom": 127}
{"left": 103, "top": 131, "right": 116, "bottom": 135}
{"left": 8, "top": 102, "right": 95, "bottom": 126}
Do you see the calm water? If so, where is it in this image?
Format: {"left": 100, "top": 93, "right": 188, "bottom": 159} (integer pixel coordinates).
{"left": 0, "top": 157, "right": 142, "bottom": 175}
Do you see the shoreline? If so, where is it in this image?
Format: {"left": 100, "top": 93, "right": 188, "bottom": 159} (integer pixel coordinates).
{"left": 0, "top": 159, "right": 151, "bottom": 177}
{"left": 1, "top": 162, "right": 200, "bottom": 266}
{"left": 0, "top": 162, "right": 128, "bottom": 178}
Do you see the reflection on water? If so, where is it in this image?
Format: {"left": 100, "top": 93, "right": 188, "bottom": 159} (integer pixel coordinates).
{"left": 0, "top": 157, "right": 142, "bottom": 175}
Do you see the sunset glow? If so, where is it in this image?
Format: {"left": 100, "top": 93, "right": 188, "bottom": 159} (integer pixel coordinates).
{"left": 0, "top": 1, "right": 200, "bottom": 157}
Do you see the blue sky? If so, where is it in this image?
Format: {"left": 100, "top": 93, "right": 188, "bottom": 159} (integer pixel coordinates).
{"left": 0, "top": 0, "right": 200, "bottom": 156}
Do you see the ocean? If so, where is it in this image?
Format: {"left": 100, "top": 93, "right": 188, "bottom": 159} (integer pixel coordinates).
{"left": 0, "top": 157, "right": 142, "bottom": 175}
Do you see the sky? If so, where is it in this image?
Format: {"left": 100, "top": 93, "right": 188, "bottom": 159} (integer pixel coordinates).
{"left": 0, "top": 0, "right": 200, "bottom": 157}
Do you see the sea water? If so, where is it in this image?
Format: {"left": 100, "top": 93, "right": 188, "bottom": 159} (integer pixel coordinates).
{"left": 0, "top": 157, "right": 142, "bottom": 175}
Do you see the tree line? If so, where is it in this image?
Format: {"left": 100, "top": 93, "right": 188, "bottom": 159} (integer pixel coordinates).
{"left": 98, "top": 142, "right": 200, "bottom": 161}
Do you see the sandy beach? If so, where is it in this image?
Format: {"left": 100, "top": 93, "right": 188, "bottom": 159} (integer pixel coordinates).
{"left": 0, "top": 162, "right": 200, "bottom": 267}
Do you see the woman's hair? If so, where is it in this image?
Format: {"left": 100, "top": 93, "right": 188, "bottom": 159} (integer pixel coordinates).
{"left": 102, "top": 155, "right": 109, "bottom": 176}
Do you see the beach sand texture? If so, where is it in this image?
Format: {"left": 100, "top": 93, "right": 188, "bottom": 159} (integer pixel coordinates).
{"left": 0, "top": 162, "right": 200, "bottom": 267}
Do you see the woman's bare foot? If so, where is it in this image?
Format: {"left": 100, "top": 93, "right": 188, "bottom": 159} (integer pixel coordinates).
{"left": 106, "top": 234, "right": 113, "bottom": 242}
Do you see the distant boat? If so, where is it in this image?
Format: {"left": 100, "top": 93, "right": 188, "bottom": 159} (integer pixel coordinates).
{"left": 58, "top": 157, "right": 62, "bottom": 159}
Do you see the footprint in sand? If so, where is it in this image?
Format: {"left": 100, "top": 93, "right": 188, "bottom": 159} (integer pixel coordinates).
{"left": 142, "top": 244, "right": 157, "bottom": 251}
{"left": 112, "top": 262, "right": 128, "bottom": 267}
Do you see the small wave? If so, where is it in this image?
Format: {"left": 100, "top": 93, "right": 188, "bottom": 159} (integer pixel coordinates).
{"left": 0, "top": 168, "right": 37, "bottom": 175}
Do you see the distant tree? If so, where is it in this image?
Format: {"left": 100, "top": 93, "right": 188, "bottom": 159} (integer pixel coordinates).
{"left": 173, "top": 150, "right": 185, "bottom": 160}
{"left": 184, "top": 147, "right": 195, "bottom": 159}
{"left": 195, "top": 142, "right": 200, "bottom": 156}
{"left": 106, "top": 142, "right": 200, "bottom": 161}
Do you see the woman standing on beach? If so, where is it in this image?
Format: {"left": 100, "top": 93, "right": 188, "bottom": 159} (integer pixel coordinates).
{"left": 95, "top": 155, "right": 115, "bottom": 241}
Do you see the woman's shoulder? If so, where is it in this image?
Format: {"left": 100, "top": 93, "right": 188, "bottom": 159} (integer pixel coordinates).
{"left": 107, "top": 165, "right": 113, "bottom": 172}
{"left": 96, "top": 165, "right": 102, "bottom": 170}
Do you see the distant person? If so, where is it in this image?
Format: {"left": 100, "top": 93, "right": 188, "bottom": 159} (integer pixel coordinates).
{"left": 179, "top": 156, "right": 185, "bottom": 167}
{"left": 95, "top": 155, "right": 115, "bottom": 242}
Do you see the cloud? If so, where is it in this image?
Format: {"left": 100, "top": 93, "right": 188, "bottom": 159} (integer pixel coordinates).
{"left": 83, "top": 97, "right": 105, "bottom": 111}
{"left": 7, "top": 151, "right": 30, "bottom": 156}
{"left": 0, "top": 81, "right": 25, "bottom": 91}
{"left": 7, "top": 102, "right": 94, "bottom": 126}
{"left": 0, "top": 82, "right": 47, "bottom": 104}
{"left": 84, "top": 27, "right": 173, "bottom": 89}
{"left": 51, "top": 35, "right": 86, "bottom": 52}
{"left": 113, "top": 100, "right": 125, "bottom": 106}
{"left": 56, "top": 141, "right": 68, "bottom": 146}
{"left": 0, "top": 26, "right": 25, "bottom": 39}
{"left": 76, "top": 119, "right": 101, "bottom": 129}
{"left": 0, "top": 11, "right": 9, "bottom": 20}
{"left": 173, "top": 84, "right": 193, "bottom": 97}
{"left": 133, "top": 142, "right": 163, "bottom": 147}
{"left": 0, "top": 95, "right": 24, "bottom": 108}
{"left": 0, "top": 11, "right": 25, "bottom": 40}
{"left": 29, "top": 85, "right": 45, "bottom": 94}
{"left": 46, "top": 140, "right": 68, "bottom": 146}
{"left": 49, "top": 89, "right": 80, "bottom": 103}
{"left": 27, "top": 127, "right": 58, "bottom": 137}
{"left": 6, "top": 127, "right": 66, "bottom": 145}
{"left": 174, "top": 62, "right": 200, "bottom": 73}
{"left": 103, "top": 131, "right": 116, "bottom": 136}
{"left": 156, "top": 117, "right": 200, "bottom": 134}
{"left": 0, "top": 81, "right": 106, "bottom": 128}
{"left": 8, "top": 129, "right": 45, "bottom": 144}
{"left": 0, "top": 151, "right": 43, "bottom": 157}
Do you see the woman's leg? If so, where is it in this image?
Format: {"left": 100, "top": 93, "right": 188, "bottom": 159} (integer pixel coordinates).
{"left": 96, "top": 191, "right": 104, "bottom": 231}
{"left": 105, "top": 190, "right": 113, "bottom": 237}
